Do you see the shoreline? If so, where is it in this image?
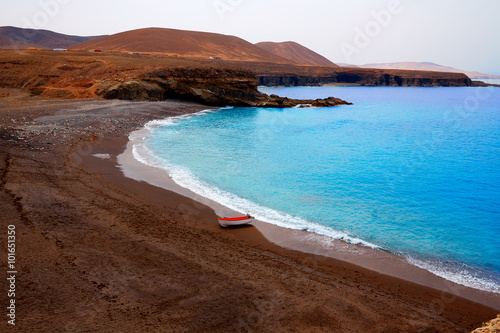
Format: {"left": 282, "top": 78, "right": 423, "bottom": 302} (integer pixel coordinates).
{"left": 118, "top": 108, "right": 500, "bottom": 311}
{"left": 0, "top": 90, "right": 498, "bottom": 331}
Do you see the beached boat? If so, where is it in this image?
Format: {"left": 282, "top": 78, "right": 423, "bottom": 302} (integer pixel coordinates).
{"left": 218, "top": 215, "right": 254, "bottom": 227}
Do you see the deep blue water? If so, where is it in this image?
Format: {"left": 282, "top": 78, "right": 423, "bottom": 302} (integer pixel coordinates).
{"left": 135, "top": 86, "right": 500, "bottom": 293}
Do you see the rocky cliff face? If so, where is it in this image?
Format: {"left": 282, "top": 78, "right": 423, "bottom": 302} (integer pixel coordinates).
{"left": 99, "top": 67, "right": 262, "bottom": 106}
{"left": 98, "top": 67, "right": 351, "bottom": 107}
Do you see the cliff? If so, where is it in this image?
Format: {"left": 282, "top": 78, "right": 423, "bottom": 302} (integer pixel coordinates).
{"left": 256, "top": 69, "right": 473, "bottom": 87}
{"left": 99, "top": 67, "right": 350, "bottom": 107}
{"left": 0, "top": 50, "right": 350, "bottom": 108}
{"left": 224, "top": 61, "right": 474, "bottom": 87}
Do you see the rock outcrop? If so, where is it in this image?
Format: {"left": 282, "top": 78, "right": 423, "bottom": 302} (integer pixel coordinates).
{"left": 257, "top": 95, "right": 351, "bottom": 108}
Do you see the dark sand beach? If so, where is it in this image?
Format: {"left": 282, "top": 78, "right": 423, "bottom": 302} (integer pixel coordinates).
{"left": 0, "top": 88, "right": 498, "bottom": 332}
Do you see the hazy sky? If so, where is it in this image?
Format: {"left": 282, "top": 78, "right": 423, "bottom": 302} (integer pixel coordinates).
{"left": 2, "top": 0, "right": 499, "bottom": 73}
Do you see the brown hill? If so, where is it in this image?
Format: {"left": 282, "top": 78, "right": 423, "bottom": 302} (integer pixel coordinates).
{"left": 70, "top": 28, "right": 297, "bottom": 64}
{"left": 255, "top": 41, "right": 337, "bottom": 67}
{"left": 0, "top": 26, "right": 104, "bottom": 50}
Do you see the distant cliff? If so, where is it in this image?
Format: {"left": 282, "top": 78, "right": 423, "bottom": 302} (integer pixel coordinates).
{"left": 257, "top": 72, "right": 472, "bottom": 87}
{"left": 226, "top": 61, "right": 474, "bottom": 87}
{"left": 256, "top": 69, "right": 472, "bottom": 87}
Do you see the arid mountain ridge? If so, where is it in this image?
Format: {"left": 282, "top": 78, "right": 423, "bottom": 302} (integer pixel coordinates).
{"left": 69, "top": 28, "right": 299, "bottom": 64}
{"left": 0, "top": 26, "right": 337, "bottom": 67}
{"left": 0, "top": 27, "right": 494, "bottom": 106}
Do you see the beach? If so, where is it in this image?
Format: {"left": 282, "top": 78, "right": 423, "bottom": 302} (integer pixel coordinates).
{"left": 0, "top": 88, "right": 498, "bottom": 332}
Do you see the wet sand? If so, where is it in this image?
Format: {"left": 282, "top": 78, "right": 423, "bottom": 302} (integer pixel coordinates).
{"left": 0, "top": 89, "right": 498, "bottom": 332}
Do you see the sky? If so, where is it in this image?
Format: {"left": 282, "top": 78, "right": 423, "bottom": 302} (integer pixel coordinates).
{"left": 1, "top": 0, "right": 499, "bottom": 73}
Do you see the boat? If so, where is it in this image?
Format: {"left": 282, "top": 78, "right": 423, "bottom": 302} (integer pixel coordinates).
{"left": 218, "top": 215, "right": 254, "bottom": 227}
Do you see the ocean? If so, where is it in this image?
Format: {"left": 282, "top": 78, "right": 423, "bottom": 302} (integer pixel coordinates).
{"left": 132, "top": 86, "right": 500, "bottom": 294}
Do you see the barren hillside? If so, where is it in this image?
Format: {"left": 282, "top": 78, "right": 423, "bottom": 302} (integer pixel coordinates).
{"left": 70, "top": 28, "right": 297, "bottom": 64}
{"left": 0, "top": 26, "right": 104, "bottom": 50}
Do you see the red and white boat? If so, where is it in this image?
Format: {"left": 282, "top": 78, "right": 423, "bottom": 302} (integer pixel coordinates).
{"left": 218, "top": 215, "right": 254, "bottom": 228}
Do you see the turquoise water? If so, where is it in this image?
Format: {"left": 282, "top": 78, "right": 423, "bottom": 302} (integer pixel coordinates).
{"left": 135, "top": 86, "right": 500, "bottom": 293}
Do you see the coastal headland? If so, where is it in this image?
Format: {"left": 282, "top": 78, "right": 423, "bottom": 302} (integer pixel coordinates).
{"left": 0, "top": 89, "right": 498, "bottom": 331}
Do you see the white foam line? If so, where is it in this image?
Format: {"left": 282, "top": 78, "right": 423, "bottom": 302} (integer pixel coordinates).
{"left": 131, "top": 121, "right": 380, "bottom": 249}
